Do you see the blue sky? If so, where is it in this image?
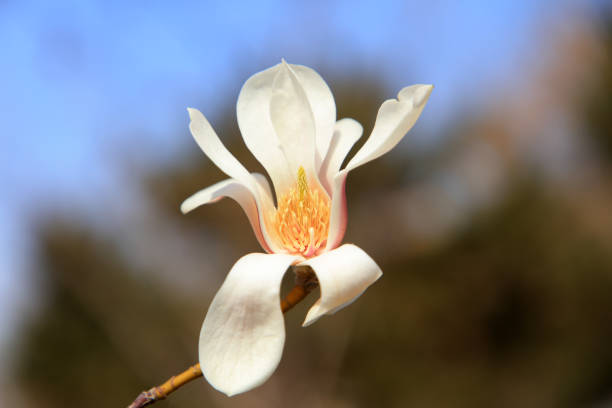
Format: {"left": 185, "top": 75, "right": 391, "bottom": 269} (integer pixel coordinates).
{"left": 0, "top": 0, "right": 596, "bottom": 348}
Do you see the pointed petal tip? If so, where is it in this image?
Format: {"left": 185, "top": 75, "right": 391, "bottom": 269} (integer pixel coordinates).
{"left": 301, "top": 315, "right": 319, "bottom": 327}
{"left": 279, "top": 58, "right": 291, "bottom": 73}
{"left": 415, "top": 85, "right": 433, "bottom": 107}
{"left": 399, "top": 84, "right": 434, "bottom": 107}
{"left": 216, "top": 383, "right": 242, "bottom": 397}
{"left": 302, "top": 319, "right": 315, "bottom": 328}
{"left": 301, "top": 304, "right": 321, "bottom": 327}
{"left": 186, "top": 107, "right": 203, "bottom": 121}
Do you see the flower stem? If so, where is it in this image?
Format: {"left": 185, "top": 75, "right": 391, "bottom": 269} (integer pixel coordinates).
{"left": 127, "top": 272, "right": 318, "bottom": 408}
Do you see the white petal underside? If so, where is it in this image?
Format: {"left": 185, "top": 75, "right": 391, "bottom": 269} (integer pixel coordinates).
{"left": 180, "top": 176, "right": 271, "bottom": 253}
{"left": 300, "top": 244, "right": 383, "bottom": 326}
{"left": 199, "top": 253, "right": 301, "bottom": 396}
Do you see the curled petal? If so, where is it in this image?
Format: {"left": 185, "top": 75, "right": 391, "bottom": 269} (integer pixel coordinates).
{"left": 186, "top": 108, "right": 282, "bottom": 253}
{"left": 180, "top": 176, "right": 272, "bottom": 253}
{"left": 346, "top": 84, "right": 433, "bottom": 171}
{"left": 319, "top": 118, "right": 362, "bottom": 194}
{"left": 300, "top": 244, "right": 382, "bottom": 326}
{"left": 324, "top": 86, "right": 433, "bottom": 248}
{"left": 199, "top": 253, "right": 301, "bottom": 396}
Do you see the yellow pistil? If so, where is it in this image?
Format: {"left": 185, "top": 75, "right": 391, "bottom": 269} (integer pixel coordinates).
{"left": 273, "top": 166, "right": 330, "bottom": 257}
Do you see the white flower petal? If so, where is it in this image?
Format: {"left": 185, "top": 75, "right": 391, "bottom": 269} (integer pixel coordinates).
{"left": 237, "top": 61, "right": 334, "bottom": 197}
{"left": 199, "top": 253, "right": 301, "bottom": 396}
{"left": 181, "top": 179, "right": 247, "bottom": 214}
{"left": 180, "top": 176, "right": 271, "bottom": 253}
{"left": 236, "top": 64, "right": 294, "bottom": 196}
{"left": 269, "top": 61, "right": 318, "bottom": 185}
{"left": 187, "top": 108, "right": 254, "bottom": 186}
{"left": 300, "top": 244, "right": 382, "bottom": 327}
{"left": 346, "top": 84, "right": 433, "bottom": 171}
{"left": 322, "top": 86, "right": 432, "bottom": 249}
{"left": 319, "top": 118, "right": 363, "bottom": 193}
{"left": 290, "top": 64, "right": 336, "bottom": 169}
{"left": 186, "top": 108, "right": 283, "bottom": 253}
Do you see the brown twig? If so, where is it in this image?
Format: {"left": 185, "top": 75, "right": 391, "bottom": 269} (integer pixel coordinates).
{"left": 127, "top": 267, "right": 318, "bottom": 408}
{"left": 127, "top": 363, "right": 201, "bottom": 408}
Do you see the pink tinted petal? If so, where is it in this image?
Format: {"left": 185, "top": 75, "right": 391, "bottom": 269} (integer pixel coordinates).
{"left": 325, "top": 169, "right": 349, "bottom": 251}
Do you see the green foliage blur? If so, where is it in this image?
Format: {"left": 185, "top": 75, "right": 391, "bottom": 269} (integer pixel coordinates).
{"left": 10, "top": 17, "right": 612, "bottom": 408}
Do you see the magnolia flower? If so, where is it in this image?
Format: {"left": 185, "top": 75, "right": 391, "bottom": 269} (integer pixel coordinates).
{"left": 182, "top": 60, "right": 432, "bottom": 396}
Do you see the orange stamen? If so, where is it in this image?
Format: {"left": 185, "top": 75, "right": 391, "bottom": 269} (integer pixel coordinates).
{"left": 273, "top": 167, "right": 330, "bottom": 256}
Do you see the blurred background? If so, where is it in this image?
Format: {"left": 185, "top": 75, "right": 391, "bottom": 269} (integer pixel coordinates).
{"left": 1, "top": 1, "right": 612, "bottom": 407}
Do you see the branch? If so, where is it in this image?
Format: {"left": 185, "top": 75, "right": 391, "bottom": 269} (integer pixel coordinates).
{"left": 127, "top": 363, "right": 201, "bottom": 408}
{"left": 127, "top": 266, "right": 318, "bottom": 408}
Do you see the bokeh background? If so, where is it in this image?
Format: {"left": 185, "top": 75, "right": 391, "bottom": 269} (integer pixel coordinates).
{"left": 2, "top": 1, "right": 612, "bottom": 407}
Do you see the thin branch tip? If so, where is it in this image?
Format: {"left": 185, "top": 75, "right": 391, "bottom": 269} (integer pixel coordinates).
{"left": 127, "top": 387, "right": 164, "bottom": 408}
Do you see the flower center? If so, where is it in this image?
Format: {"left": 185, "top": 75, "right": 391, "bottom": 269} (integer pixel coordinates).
{"left": 273, "top": 166, "right": 330, "bottom": 257}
